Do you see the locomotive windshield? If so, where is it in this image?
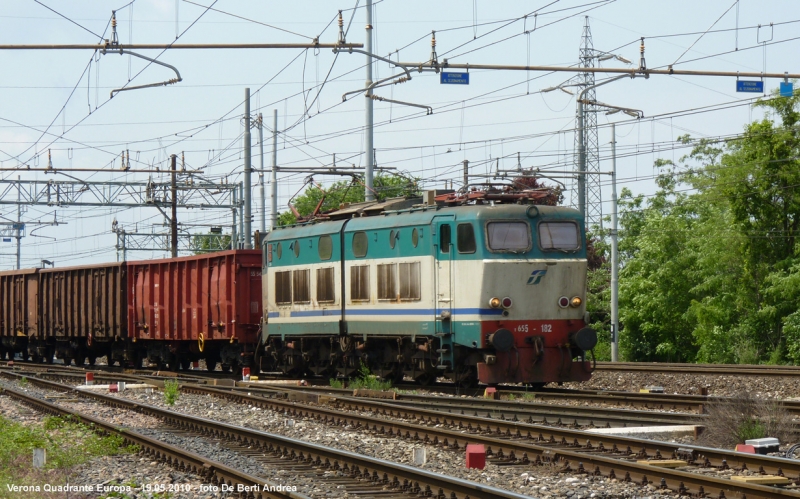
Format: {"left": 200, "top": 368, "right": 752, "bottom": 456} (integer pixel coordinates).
{"left": 538, "top": 221, "right": 580, "bottom": 251}
{"left": 486, "top": 221, "right": 531, "bottom": 251}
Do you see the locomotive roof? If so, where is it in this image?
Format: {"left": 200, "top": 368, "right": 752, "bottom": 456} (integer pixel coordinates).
{"left": 266, "top": 202, "right": 581, "bottom": 241}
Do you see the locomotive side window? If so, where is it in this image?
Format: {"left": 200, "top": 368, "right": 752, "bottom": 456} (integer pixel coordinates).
{"left": 276, "top": 242, "right": 283, "bottom": 259}
{"left": 350, "top": 265, "right": 370, "bottom": 301}
{"left": 538, "top": 221, "right": 580, "bottom": 251}
{"left": 293, "top": 240, "right": 300, "bottom": 257}
{"left": 316, "top": 267, "right": 335, "bottom": 303}
{"left": 398, "top": 262, "right": 421, "bottom": 300}
{"left": 275, "top": 271, "right": 292, "bottom": 305}
{"left": 292, "top": 269, "right": 310, "bottom": 303}
{"left": 487, "top": 222, "right": 531, "bottom": 252}
{"left": 318, "top": 235, "right": 333, "bottom": 260}
{"left": 377, "top": 263, "right": 397, "bottom": 300}
{"left": 440, "top": 224, "right": 451, "bottom": 253}
{"left": 411, "top": 228, "right": 419, "bottom": 247}
{"left": 352, "top": 231, "right": 368, "bottom": 257}
{"left": 389, "top": 230, "right": 397, "bottom": 249}
{"left": 457, "top": 223, "right": 476, "bottom": 253}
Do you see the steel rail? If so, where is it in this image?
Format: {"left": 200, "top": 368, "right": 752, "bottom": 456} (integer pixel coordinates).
{"left": 0, "top": 384, "right": 310, "bottom": 499}
{"left": 0, "top": 374, "right": 530, "bottom": 499}
{"left": 595, "top": 362, "right": 800, "bottom": 377}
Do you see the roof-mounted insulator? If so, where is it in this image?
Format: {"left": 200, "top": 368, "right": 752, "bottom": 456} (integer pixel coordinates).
{"left": 111, "top": 11, "right": 119, "bottom": 48}
{"left": 47, "top": 149, "right": 53, "bottom": 170}
{"left": 430, "top": 31, "right": 438, "bottom": 68}
{"left": 639, "top": 37, "right": 646, "bottom": 72}
{"left": 337, "top": 11, "right": 345, "bottom": 44}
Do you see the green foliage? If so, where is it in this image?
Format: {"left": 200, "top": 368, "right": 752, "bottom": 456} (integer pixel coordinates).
{"left": 190, "top": 233, "right": 232, "bottom": 254}
{"left": 734, "top": 418, "right": 766, "bottom": 442}
{"left": 614, "top": 89, "right": 800, "bottom": 363}
{"left": 328, "top": 378, "right": 344, "bottom": 389}
{"left": 279, "top": 173, "right": 420, "bottom": 226}
{"left": 163, "top": 380, "right": 179, "bottom": 405}
{"left": 0, "top": 414, "right": 135, "bottom": 494}
{"left": 18, "top": 377, "right": 27, "bottom": 386}
{"left": 349, "top": 362, "right": 392, "bottom": 391}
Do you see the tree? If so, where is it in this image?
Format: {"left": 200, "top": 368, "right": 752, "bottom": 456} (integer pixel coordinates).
{"left": 278, "top": 173, "right": 420, "bottom": 226}
{"left": 615, "top": 88, "right": 800, "bottom": 363}
{"left": 190, "top": 233, "right": 232, "bottom": 254}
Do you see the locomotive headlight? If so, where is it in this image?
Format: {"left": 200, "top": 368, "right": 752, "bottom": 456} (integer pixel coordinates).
{"left": 570, "top": 296, "right": 582, "bottom": 308}
{"left": 489, "top": 297, "right": 501, "bottom": 308}
{"left": 501, "top": 297, "right": 513, "bottom": 309}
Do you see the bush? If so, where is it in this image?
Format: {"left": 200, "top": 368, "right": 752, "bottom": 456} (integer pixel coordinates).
{"left": 163, "top": 380, "right": 179, "bottom": 406}
{"left": 329, "top": 378, "right": 344, "bottom": 389}
{"left": 349, "top": 363, "right": 392, "bottom": 391}
{"left": 698, "top": 391, "right": 793, "bottom": 448}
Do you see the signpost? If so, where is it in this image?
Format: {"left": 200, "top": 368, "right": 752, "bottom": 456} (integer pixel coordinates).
{"left": 781, "top": 82, "right": 795, "bottom": 97}
{"left": 736, "top": 80, "right": 764, "bottom": 93}
{"left": 440, "top": 72, "right": 469, "bottom": 85}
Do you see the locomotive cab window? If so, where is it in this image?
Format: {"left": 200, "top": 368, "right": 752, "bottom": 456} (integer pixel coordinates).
{"left": 486, "top": 222, "right": 531, "bottom": 252}
{"left": 457, "top": 223, "right": 476, "bottom": 253}
{"left": 316, "top": 267, "right": 335, "bottom": 303}
{"left": 538, "top": 221, "right": 580, "bottom": 251}
{"left": 275, "top": 271, "right": 292, "bottom": 305}
{"left": 352, "top": 232, "right": 368, "bottom": 258}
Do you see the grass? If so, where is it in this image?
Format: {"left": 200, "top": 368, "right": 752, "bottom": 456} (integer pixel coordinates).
{"left": 0, "top": 414, "right": 137, "bottom": 499}
{"left": 163, "top": 380, "right": 179, "bottom": 406}
{"left": 329, "top": 378, "right": 344, "bottom": 389}
{"left": 18, "top": 376, "right": 27, "bottom": 387}
{"left": 348, "top": 363, "right": 393, "bottom": 392}
{"left": 698, "top": 391, "right": 793, "bottom": 448}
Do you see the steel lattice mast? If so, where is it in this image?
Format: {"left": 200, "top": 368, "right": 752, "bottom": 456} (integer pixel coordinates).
{"left": 574, "top": 16, "right": 602, "bottom": 229}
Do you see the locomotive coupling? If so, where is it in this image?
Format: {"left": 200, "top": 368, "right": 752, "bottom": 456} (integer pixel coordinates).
{"left": 569, "top": 327, "right": 598, "bottom": 352}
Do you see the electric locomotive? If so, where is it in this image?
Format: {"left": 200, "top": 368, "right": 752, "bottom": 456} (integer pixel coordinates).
{"left": 257, "top": 189, "right": 596, "bottom": 386}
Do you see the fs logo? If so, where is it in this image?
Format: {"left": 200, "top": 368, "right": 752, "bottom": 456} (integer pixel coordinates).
{"left": 527, "top": 269, "right": 547, "bottom": 285}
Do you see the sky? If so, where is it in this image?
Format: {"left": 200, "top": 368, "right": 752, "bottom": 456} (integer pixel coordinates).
{"left": 0, "top": 0, "right": 798, "bottom": 269}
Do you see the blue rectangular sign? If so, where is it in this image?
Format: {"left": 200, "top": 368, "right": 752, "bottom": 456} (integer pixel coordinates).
{"left": 736, "top": 80, "right": 764, "bottom": 93}
{"left": 2, "top": 238, "right": 11, "bottom": 243}
{"left": 440, "top": 72, "right": 469, "bottom": 85}
{"left": 780, "top": 82, "right": 794, "bottom": 97}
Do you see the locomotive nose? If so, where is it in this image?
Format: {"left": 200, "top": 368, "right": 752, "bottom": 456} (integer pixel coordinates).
{"left": 570, "top": 327, "right": 597, "bottom": 351}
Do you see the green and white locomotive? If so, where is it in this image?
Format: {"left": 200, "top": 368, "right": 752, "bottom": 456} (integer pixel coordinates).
{"left": 257, "top": 190, "right": 596, "bottom": 386}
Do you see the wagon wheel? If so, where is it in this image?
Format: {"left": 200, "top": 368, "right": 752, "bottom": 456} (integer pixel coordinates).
{"left": 61, "top": 356, "right": 72, "bottom": 367}
{"left": 416, "top": 372, "right": 436, "bottom": 386}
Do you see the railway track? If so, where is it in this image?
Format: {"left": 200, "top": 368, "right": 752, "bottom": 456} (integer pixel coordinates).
{"left": 5, "top": 371, "right": 800, "bottom": 499}
{"left": 5, "top": 367, "right": 702, "bottom": 428}
{"left": 0, "top": 372, "right": 532, "bottom": 499}
{"left": 595, "top": 361, "right": 800, "bottom": 377}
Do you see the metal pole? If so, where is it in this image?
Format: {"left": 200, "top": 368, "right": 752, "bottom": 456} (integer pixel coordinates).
{"left": 258, "top": 113, "right": 266, "bottom": 235}
{"left": 364, "top": 0, "right": 375, "bottom": 201}
{"left": 231, "top": 187, "right": 237, "bottom": 250}
{"left": 243, "top": 88, "right": 252, "bottom": 249}
{"left": 170, "top": 154, "right": 178, "bottom": 257}
{"left": 238, "top": 183, "right": 244, "bottom": 249}
{"left": 610, "top": 123, "right": 619, "bottom": 362}
{"left": 16, "top": 176, "right": 21, "bottom": 269}
{"left": 270, "top": 109, "right": 278, "bottom": 229}
{"left": 462, "top": 160, "right": 469, "bottom": 189}
{"left": 577, "top": 100, "right": 586, "bottom": 222}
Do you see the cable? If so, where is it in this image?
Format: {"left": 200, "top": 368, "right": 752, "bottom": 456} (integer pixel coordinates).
{"left": 32, "top": 1, "right": 103, "bottom": 39}
{"left": 181, "top": 0, "right": 315, "bottom": 40}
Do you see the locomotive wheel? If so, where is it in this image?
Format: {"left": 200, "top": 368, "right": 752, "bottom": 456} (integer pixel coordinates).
{"left": 87, "top": 355, "right": 97, "bottom": 366}
{"left": 220, "top": 364, "right": 231, "bottom": 373}
{"left": 32, "top": 354, "right": 42, "bottom": 363}
{"left": 416, "top": 372, "right": 436, "bottom": 386}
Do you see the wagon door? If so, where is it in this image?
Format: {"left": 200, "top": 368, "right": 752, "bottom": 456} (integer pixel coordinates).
{"left": 432, "top": 215, "right": 455, "bottom": 369}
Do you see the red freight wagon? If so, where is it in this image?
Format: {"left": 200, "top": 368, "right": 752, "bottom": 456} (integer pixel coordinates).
{"left": 0, "top": 268, "right": 39, "bottom": 360}
{"left": 38, "top": 262, "right": 128, "bottom": 366}
{"left": 126, "top": 250, "right": 262, "bottom": 372}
